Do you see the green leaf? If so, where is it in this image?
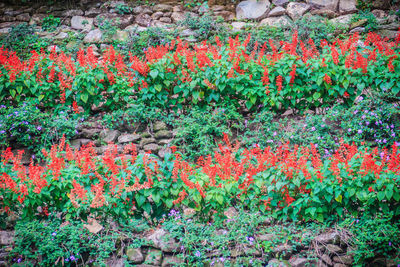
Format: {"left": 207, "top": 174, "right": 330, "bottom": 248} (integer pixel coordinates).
{"left": 150, "top": 69, "right": 159, "bottom": 79}
{"left": 155, "top": 84, "right": 162, "bottom": 92}
{"left": 216, "top": 194, "right": 223, "bottom": 205}
{"left": 80, "top": 93, "right": 89, "bottom": 103}
{"left": 377, "top": 191, "right": 385, "bottom": 201}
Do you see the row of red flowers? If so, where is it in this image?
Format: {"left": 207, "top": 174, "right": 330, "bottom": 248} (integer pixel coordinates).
{"left": 1, "top": 135, "right": 399, "bottom": 221}
{"left": 1, "top": 30, "right": 400, "bottom": 112}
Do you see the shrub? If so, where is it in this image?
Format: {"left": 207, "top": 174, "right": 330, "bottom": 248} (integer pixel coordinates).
{"left": 42, "top": 15, "right": 61, "bottom": 32}
{"left": 0, "top": 101, "right": 81, "bottom": 153}
{"left": 179, "top": 13, "right": 227, "bottom": 41}
{"left": 173, "top": 105, "right": 243, "bottom": 160}
{"left": 340, "top": 212, "right": 400, "bottom": 264}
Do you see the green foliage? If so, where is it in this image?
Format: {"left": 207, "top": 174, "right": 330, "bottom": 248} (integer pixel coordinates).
{"left": 328, "top": 98, "right": 400, "bottom": 147}
{"left": 180, "top": 13, "right": 227, "bottom": 41}
{"left": 125, "top": 26, "right": 178, "bottom": 57}
{"left": 42, "top": 15, "right": 61, "bottom": 32}
{"left": 0, "top": 23, "right": 49, "bottom": 56}
{"left": 340, "top": 212, "right": 400, "bottom": 264}
{"left": 0, "top": 101, "right": 81, "bottom": 153}
{"left": 11, "top": 217, "right": 119, "bottom": 266}
{"left": 173, "top": 106, "right": 243, "bottom": 160}
{"left": 116, "top": 3, "right": 132, "bottom": 15}
{"left": 97, "top": 17, "right": 119, "bottom": 41}
{"left": 351, "top": 10, "right": 378, "bottom": 32}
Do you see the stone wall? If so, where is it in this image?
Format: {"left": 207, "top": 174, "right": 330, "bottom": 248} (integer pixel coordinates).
{"left": 0, "top": 0, "right": 399, "bottom": 48}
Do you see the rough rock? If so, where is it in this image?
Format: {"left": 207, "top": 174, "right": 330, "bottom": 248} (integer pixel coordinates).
{"left": 371, "top": 0, "right": 391, "bottom": 9}
{"left": 268, "top": 259, "right": 289, "bottom": 267}
{"left": 272, "top": 0, "right": 289, "bottom": 6}
{"left": 236, "top": 0, "right": 271, "bottom": 20}
{"left": 145, "top": 249, "right": 163, "bottom": 265}
{"left": 326, "top": 244, "right": 343, "bottom": 254}
{"left": 83, "top": 219, "right": 103, "bottom": 234}
{"left": 140, "top": 137, "right": 156, "bottom": 147}
{"left": 259, "top": 15, "right": 292, "bottom": 27}
{"left": 339, "top": 0, "right": 357, "bottom": 14}
{"left": 0, "top": 231, "right": 14, "bottom": 246}
{"left": 286, "top": 2, "right": 311, "bottom": 20}
{"left": 85, "top": 8, "right": 102, "bottom": 17}
{"left": 83, "top": 29, "right": 103, "bottom": 43}
{"left": 147, "top": 229, "right": 179, "bottom": 253}
{"left": 333, "top": 255, "right": 354, "bottom": 265}
{"left": 214, "top": 11, "right": 235, "bottom": 20}
{"left": 154, "top": 130, "right": 172, "bottom": 139}
{"left": 158, "top": 147, "right": 172, "bottom": 158}
{"left": 71, "top": 16, "right": 93, "bottom": 31}
{"left": 63, "top": 9, "right": 84, "bottom": 17}
{"left": 231, "top": 21, "right": 247, "bottom": 31}
{"left": 377, "top": 29, "right": 398, "bottom": 39}
{"left": 153, "top": 4, "right": 173, "bottom": 12}
{"left": 16, "top": 13, "right": 30, "bottom": 22}
{"left": 223, "top": 207, "right": 238, "bottom": 219}
{"left": 159, "top": 17, "right": 172, "bottom": 23}
{"left": 289, "top": 257, "right": 310, "bottom": 267}
{"left": 105, "top": 256, "right": 125, "bottom": 267}
{"left": 161, "top": 255, "right": 184, "bottom": 267}
{"left": 171, "top": 12, "right": 185, "bottom": 23}
{"left": 310, "top": 9, "right": 337, "bottom": 18}
{"left": 268, "top": 6, "right": 286, "bottom": 17}
{"left": 371, "top": 9, "right": 386, "bottom": 19}
{"left": 151, "top": 11, "right": 164, "bottom": 20}
{"left": 100, "top": 129, "right": 121, "bottom": 143}
{"left": 81, "top": 128, "right": 101, "bottom": 138}
{"left": 143, "top": 143, "right": 160, "bottom": 153}
{"left": 306, "top": 0, "right": 338, "bottom": 10}
{"left": 135, "top": 13, "right": 152, "bottom": 27}
{"left": 30, "top": 14, "right": 47, "bottom": 25}
{"left": 180, "top": 29, "right": 197, "bottom": 37}
{"left": 126, "top": 248, "right": 144, "bottom": 263}
{"left": 330, "top": 14, "right": 353, "bottom": 27}
{"left": 315, "top": 232, "right": 340, "bottom": 244}
{"left": 320, "top": 254, "right": 333, "bottom": 265}
{"left": 54, "top": 32, "right": 69, "bottom": 40}
{"left": 118, "top": 134, "right": 141, "bottom": 143}
{"left": 112, "top": 30, "right": 129, "bottom": 42}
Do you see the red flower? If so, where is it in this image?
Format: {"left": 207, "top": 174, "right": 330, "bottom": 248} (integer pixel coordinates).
{"left": 324, "top": 74, "right": 332, "bottom": 85}
{"left": 368, "top": 186, "right": 374, "bottom": 192}
{"left": 276, "top": 75, "right": 283, "bottom": 93}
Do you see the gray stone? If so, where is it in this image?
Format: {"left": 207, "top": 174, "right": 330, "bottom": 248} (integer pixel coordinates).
{"left": 272, "top": 0, "right": 289, "bottom": 6}
{"left": 306, "top": 0, "right": 338, "bottom": 10}
{"left": 15, "top": 13, "right": 30, "bottom": 22}
{"left": 154, "top": 130, "right": 172, "bottom": 139}
{"left": 81, "top": 128, "right": 101, "bottom": 138}
{"left": 85, "top": 8, "right": 102, "bottom": 17}
{"left": 161, "top": 255, "right": 184, "bottom": 267}
{"left": 236, "top": 0, "right": 271, "bottom": 20}
{"left": 378, "top": 22, "right": 400, "bottom": 31}
{"left": 145, "top": 249, "right": 163, "bottom": 265}
{"left": 231, "top": 21, "right": 247, "bottom": 31}
{"left": 268, "top": 259, "right": 289, "bottom": 267}
{"left": 118, "top": 134, "right": 141, "bottom": 143}
{"left": 350, "top": 27, "right": 364, "bottom": 33}
{"left": 151, "top": 11, "right": 164, "bottom": 20}
{"left": 268, "top": 6, "right": 286, "bottom": 17}
{"left": 211, "top": 5, "right": 225, "bottom": 12}
{"left": 310, "top": 9, "right": 337, "bottom": 18}
{"left": 326, "top": 244, "right": 343, "bottom": 254}
{"left": 286, "top": 2, "right": 311, "bottom": 20}
{"left": 320, "top": 254, "right": 333, "bottom": 265}
{"left": 112, "top": 30, "right": 129, "bottom": 42}
{"left": 140, "top": 137, "right": 156, "bottom": 147}
{"left": 223, "top": 207, "right": 238, "bottom": 219}
{"left": 377, "top": 29, "right": 399, "bottom": 39}
{"left": 147, "top": 229, "right": 179, "bottom": 253}
{"left": 158, "top": 147, "right": 172, "bottom": 158}
{"left": 63, "top": 9, "right": 84, "bottom": 17}
{"left": 143, "top": 144, "right": 160, "bottom": 153}
{"left": 71, "top": 16, "right": 93, "bottom": 31}
{"left": 158, "top": 139, "right": 173, "bottom": 146}
{"left": 289, "top": 257, "right": 310, "bottom": 267}
{"left": 259, "top": 15, "right": 292, "bottom": 27}
{"left": 371, "top": 9, "right": 386, "bottom": 18}
{"left": 171, "top": 12, "right": 185, "bottom": 23}
{"left": 133, "top": 6, "right": 144, "bottom": 14}
{"left": 126, "top": 247, "right": 144, "bottom": 263}
{"left": 135, "top": 13, "right": 152, "bottom": 27}
{"left": 332, "top": 255, "right": 353, "bottom": 265}
{"left": 0, "top": 231, "right": 14, "bottom": 246}
{"left": 153, "top": 4, "right": 173, "bottom": 12}
{"left": 339, "top": 0, "right": 357, "bottom": 14}
{"left": 30, "top": 14, "right": 47, "bottom": 25}
{"left": 159, "top": 17, "right": 172, "bottom": 23}
{"left": 330, "top": 14, "right": 353, "bottom": 27}
{"left": 214, "top": 11, "right": 235, "bottom": 20}
{"left": 0, "top": 28, "right": 10, "bottom": 35}
{"left": 54, "top": 31, "right": 69, "bottom": 40}
{"left": 100, "top": 129, "right": 121, "bottom": 143}
{"left": 314, "top": 232, "right": 340, "bottom": 244}
{"left": 83, "top": 29, "right": 103, "bottom": 43}
{"left": 180, "top": 29, "right": 197, "bottom": 37}
{"left": 371, "top": 0, "right": 390, "bottom": 9}
{"left": 106, "top": 256, "right": 125, "bottom": 267}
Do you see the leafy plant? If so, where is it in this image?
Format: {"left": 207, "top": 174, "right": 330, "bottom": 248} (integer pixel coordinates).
{"left": 351, "top": 10, "right": 378, "bottom": 32}
{"left": 179, "top": 13, "right": 227, "bottom": 41}
{"left": 116, "top": 3, "right": 132, "bottom": 15}
{"left": 42, "top": 15, "right": 61, "bottom": 32}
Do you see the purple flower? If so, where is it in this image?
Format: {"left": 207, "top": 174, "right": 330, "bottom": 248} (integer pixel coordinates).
{"left": 0, "top": 130, "right": 5, "bottom": 134}
{"left": 37, "top": 126, "right": 42, "bottom": 131}
{"left": 52, "top": 232, "right": 57, "bottom": 236}
{"left": 195, "top": 251, "right": 201, "bottom": 257}
{"left": 17, "top": 258, "right": 22, "bottom": 263}
{"left": 389, "top": 241, "right": 392, "bottom": 246}
{"left": 357, "top": 129, "right": 362, "bottom": 134}
{"left": 311, "top": 127, "right": 316, "bottom": 131}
